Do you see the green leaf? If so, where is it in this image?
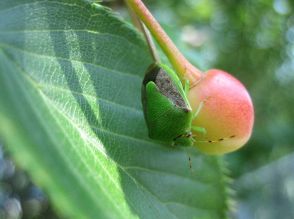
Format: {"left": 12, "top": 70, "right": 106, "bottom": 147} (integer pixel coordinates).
{"left": 0, "top": 0, "right": 230, "bottom": 218}
{"left": 234, "top": 153, "right": 294, "bottom": 218}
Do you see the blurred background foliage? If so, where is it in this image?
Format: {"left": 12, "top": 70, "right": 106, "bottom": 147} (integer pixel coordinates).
{"left": 1, "top": 0, "right": 293, "bottom": 218}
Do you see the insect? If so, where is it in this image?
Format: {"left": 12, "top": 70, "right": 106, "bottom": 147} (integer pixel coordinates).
{"left": 141, "top": 63, "right": 204, "bottom": 147}
{"left": 141, "top": 64, "right": 254, "bottom": 155}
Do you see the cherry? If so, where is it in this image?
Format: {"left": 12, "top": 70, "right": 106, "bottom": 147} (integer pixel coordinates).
{"left": 188, "top": 69, "right": 254, "bottom": 154}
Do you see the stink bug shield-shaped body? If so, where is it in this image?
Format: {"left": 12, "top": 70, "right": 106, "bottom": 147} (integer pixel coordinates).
{"left": 141, "top": 64, "right": 193, "bottom": 146}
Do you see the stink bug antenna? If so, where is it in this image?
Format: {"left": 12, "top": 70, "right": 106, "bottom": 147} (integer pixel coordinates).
{"left": 188, "top": 156, "right": 192, "bottom": 170}
{"left": 183, "top": 147, "right": 196, "bottom": 174}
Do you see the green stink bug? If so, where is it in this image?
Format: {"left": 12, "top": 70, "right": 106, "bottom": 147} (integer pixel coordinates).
{"left": 141, "top": 63, "right": 195, "bottom": 146}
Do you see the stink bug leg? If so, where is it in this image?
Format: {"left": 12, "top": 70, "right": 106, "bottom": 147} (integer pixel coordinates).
{"left": 191, "top": 101, "right": 206, "bottom": 136}
{"left": 184, "top": 79, "right": 190, "bottom": 97}
{"left": 192, "top": 101, "right": 204, "bottom": 119}
{"left": 191, "top": 126, "right": 207, "bottom": 135}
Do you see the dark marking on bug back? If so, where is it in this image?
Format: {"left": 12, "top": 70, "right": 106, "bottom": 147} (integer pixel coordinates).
{"left": 143, "top": 64, "right": 188, "bottom": 110}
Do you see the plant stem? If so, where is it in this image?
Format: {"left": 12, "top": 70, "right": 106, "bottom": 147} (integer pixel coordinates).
{"left": 125, "top": 0, "right": 203, "bottom": 85}
{"left": 125, "top": 1, "right": 160, "bottom": 62}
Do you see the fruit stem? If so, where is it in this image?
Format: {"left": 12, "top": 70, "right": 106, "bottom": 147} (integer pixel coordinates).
{"left": 125, "top": 0, "right": 203, "bottom": 85}
{"left": 126, "top": 2, "right": 160, "bottom": 62}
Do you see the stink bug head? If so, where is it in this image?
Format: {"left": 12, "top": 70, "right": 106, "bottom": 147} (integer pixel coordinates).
{"left": 141, "top": 64, "right": 193, "bottom": 146}
{"left": 173, "top": 132, "right": 194, "bottom": 147}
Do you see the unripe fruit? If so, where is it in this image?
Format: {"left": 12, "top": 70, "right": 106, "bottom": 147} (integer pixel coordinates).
{"left": 188, "top": 69, "right": 254, "bottom": 155}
